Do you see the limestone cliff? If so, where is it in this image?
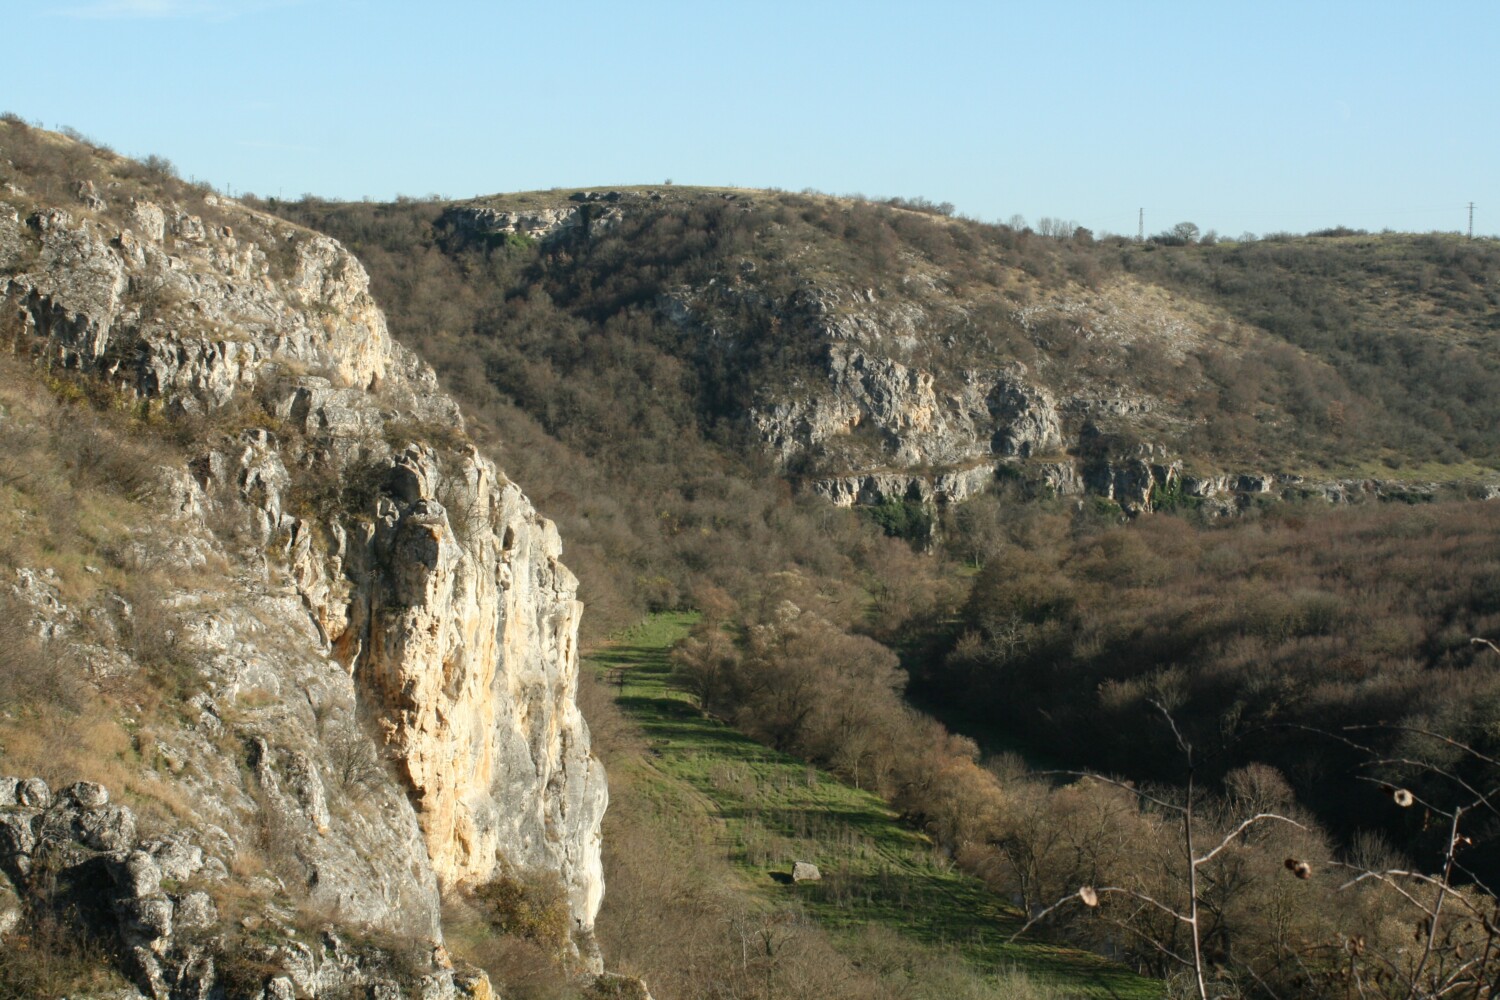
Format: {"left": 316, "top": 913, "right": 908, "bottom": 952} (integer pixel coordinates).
{"left": 674, "top": 266, "right": 1500, "bottom": 517}
{"left": 0, "top": 124, "right": 605, "bottom": 996}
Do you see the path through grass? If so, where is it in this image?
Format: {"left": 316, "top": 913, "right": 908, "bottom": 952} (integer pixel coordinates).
{"left": 588, "top": 613, "right": 1162, "bottom": 999}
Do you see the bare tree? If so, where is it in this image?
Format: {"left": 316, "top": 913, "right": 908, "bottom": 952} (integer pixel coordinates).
{"left": 325, "top": 718, "right": 385, "bottom": 792}
{"left": 1171, "top": 221, "right": 1201, "bottom": 244}
{"left": 1011, "top": 701, "right": 1305, "bottom": 1000}
{"left": 1296, "top": 699, "right": 1500, "bottom": 999}
{"left": 1036, "top": 217, "right": 1080, "bottom": 239}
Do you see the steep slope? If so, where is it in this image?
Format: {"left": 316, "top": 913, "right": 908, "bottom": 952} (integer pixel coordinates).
{"left": 587, "top": 614, "right": 1161, "bottom": 1000}
{"left": 274, "top": 187, "right": 1500, "bottom": 528}
{"left": 0, "top": 121, "right": 604, "bottom": 997}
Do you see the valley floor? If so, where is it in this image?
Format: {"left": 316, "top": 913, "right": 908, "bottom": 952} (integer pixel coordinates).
{"left": 585, "top": 613, "right": 1161, "bottom": 1000}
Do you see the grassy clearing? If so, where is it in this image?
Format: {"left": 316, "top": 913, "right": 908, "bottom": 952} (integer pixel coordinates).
{"left": 587, "top": 613, "right": 1161, "bottom": 1000}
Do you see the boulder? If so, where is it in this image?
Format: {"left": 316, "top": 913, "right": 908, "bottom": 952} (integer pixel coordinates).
{"left": 65, "top": 780, "right": 110, "bottom": 809}
{"left": 791, "top": 861, "right": 821, "bottom": 883}
{"left": 174, "top": 891, "right": 218, "bottom": 932}
{"left": 117, "top": 850, "right": 164, "bottom": 897}
{"left": 453, "top": 968, "right": 496, "bottom": 999}
{"left": 0, "top": 811, "right": 39, "bottom": 868}
{"left": 146, "top": 836, "right": 205, "bottom": 882}
{"left": 119, "top": 893, "right": 174, "bottom": 946}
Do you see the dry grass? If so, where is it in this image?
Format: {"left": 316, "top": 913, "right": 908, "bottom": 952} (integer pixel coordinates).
{"left": 0, "top": 350, "right": 217, "bottom": 837}
{"left": 0, "top": 906, "right": 132, "bottom": 1000}
{"left": 0, "top": 702, "right": 197, "bottom": 833}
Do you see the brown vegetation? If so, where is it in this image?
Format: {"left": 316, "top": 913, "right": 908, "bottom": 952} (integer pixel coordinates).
{"left": 925, "top": 500, "right": 1500, "bottom": 848}
{"left": 259, "top": 184, "right": 1500, "bottom": 996}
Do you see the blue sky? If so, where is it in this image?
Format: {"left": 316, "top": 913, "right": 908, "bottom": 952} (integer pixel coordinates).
{"left": 7, "top": 0, "right": 1496, "bottom": 237}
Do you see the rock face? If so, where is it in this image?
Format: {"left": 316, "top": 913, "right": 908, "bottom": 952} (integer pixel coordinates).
{"left": 736, "top": 317, "right": 1236, "bottom": 517}
{"left": 0, "top": 129, "right": 605, "bottom": 993}
{"left": 441, "top": 199, "right": 623, "bottom": 243}
{"left": 0, "top": 775, "right": 488, "bottom": 999}
{"left": 343, "top": 442, "right": 606, "bottom": 926}
{"left": 607, "top": 208, "right": 1495, "bottom": 516}
{"left": 752, "top": 346, "right": 999, "bottom": 471}
{"left": 694, "top": 280, "right": 1203, "bottom": 514}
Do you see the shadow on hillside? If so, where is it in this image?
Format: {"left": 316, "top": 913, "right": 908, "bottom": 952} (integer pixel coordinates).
{"left": 615, "top": 694, "right": 696, "bottom": 719}
{"left": 715, "top": 803, "right": 908, "bottom": 842}
{"left": 590, "top": 644, "right": 670, "bottom": 670}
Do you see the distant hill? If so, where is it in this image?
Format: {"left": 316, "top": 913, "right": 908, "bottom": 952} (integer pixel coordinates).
{"left": 269, "top": 186, "right": 1500, "bottom": 532}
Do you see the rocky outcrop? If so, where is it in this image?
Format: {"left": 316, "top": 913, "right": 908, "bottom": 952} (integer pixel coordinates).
{"left": 1, "top": 776, "right": 219, "bottom": 998}
{"left": 1083, "top": 458, "right": 1180, "bottom": 512}
{"left": 442, "top": 199, "right": 623, "bottom": 243}
{"left": 733, "top": 304, "right": 1158, "bottom": 512}
{"left": 652, "top": 246, "right": 1500, "bottom": 517}
{"left": 812, "top": 464, "right": 997, "bottom": 509}
{"left": 987, "top": 374, "right": 1063, "bottom": 458}
{"left": 752, "top": 346, "right": 998, "bottom": 471}
{"left": 335, "top": 443, "right": 606, "bottom": 925}
{"left": 0, "top": 775, "right": 488, "bottom": 1000}
{"left": 721, "top": 282, "right": 1500, "bottom": 516}
{"left": 0, "top": 131, "right": 606, "bottom": 993}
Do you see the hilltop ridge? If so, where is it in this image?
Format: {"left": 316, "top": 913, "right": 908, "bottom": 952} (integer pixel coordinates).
{"left": 276, "top": 183, "right": 1500, "bottom": 534}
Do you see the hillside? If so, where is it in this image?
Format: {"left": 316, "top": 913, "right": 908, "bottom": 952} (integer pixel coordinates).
{"left": 266, "top": 184, "right": 1500, "bottom": 998}
{"left": 7, "top": 119, "right": 1500, "bottom": 999}
{"left": 585, "top": 614, "right": 1160, "bottom": 1000}
{"left": 272, "top": 186, "right": 1500, "bottom": 527}
{"left": 0, "top": 120, "right": 616, "bottom": 998}
{"left": 0, "top": 125, "right": 1168, "bottom": 1000}
{"left": 0, "top": 120, "right": 1162, "bottom": 1000}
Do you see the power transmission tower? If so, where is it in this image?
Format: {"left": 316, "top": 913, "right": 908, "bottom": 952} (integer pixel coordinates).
{"left": 1468, "top": 202, "right": 1475, "bottom": 239}
{"left": 1138, "top": 208, "right": 1144, "bottom": 242}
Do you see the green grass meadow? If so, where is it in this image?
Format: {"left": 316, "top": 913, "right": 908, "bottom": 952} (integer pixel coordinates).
{"left": 587, "top": 612, "right": 1162, "bottom": 999}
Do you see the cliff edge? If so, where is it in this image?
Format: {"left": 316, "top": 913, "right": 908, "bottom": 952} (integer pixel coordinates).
{"left": 0, "top": 122, "right": 605, "bottom": 997}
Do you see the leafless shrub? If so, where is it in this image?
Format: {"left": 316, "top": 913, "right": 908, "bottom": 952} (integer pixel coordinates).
{"left": 323, "top": 718, "right": 385, "bottom": 792}
{"left": 0, "top": 903, "right": 130, "bottom": 998}
{"left": 0, "top": 591, "right": 83, "bottom": 712}
{"left": 1012, "top": 703, "right": 1308, "bottom": 1000}
{"left": 443, "top": 874, "right": 576, "bottom": 1000}
{"left": 114, "top": 576, "right": 200, "bottom": 702}
{"left": 51, "top": 406, "right": 165, "bottom": 503}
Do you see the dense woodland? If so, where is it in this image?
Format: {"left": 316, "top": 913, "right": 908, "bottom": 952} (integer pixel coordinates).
{"left": 258, "top": 186, "right": 1500, "bottom": 997}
